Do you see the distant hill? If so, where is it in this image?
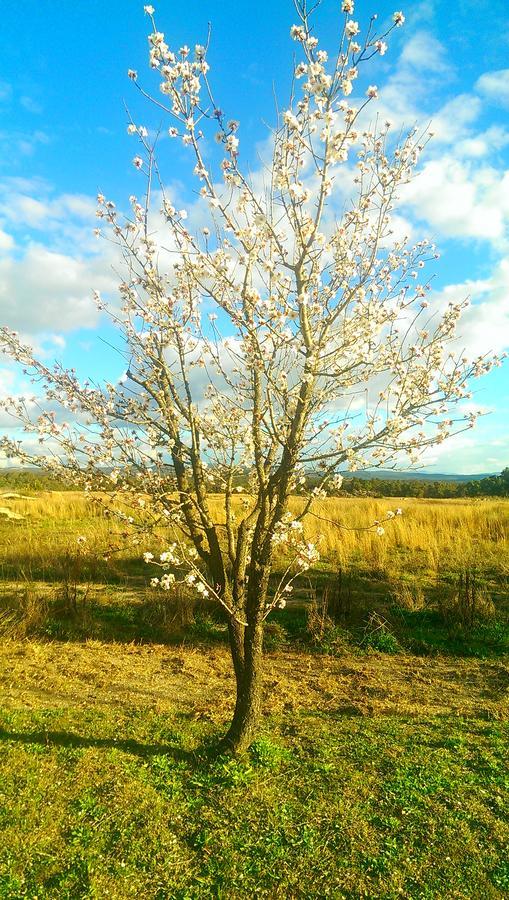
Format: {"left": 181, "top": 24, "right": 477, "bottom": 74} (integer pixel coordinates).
{"left": 339, "top": 470, "right": 497, "bottom": 483}
{"left": 0, "top": 466, "right": 501, "bottom": 484}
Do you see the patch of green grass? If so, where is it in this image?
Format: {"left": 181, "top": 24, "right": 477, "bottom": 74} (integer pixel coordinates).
{"left": 184, "top": 614, "right": 229, "bottom": 645}
{"left": 2, "top": 576, "right": 508, "bottom": 661}
{"left": 389, "top": 607, "right": 509, "bottom": 658}
{"left": 0, "top": 705, "right": 508, "bottom": 898}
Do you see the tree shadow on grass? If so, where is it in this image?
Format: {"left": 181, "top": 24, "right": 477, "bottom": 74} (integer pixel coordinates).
{"left": 0, "top": 726, "right": 198, "bottom": 761}
{"left": 0, "top": 553, "right": 146, "bottom": 585}
{"left": 0, "top": 725, "right": 264, "bottom": 771}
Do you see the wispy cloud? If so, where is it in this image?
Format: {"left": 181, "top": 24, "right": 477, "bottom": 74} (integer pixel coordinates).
{"left": 476, "top": 68, "right": 509, "bottom": 108}
{"left": 20, "top": 95, "right": 43, "bottom": 115}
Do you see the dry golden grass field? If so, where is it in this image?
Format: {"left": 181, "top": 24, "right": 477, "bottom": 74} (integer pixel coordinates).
{"left": 1, "top": 490, "right": 508, "bottom": 579}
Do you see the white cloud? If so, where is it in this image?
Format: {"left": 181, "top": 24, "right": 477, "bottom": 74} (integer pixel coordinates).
{"left": 0, "top": 243, "right": 117, "bottom": 334}
{"left": 372, "top": 30, "right": 453, "bottom": 132}
{"left": 20, "top": 96, "right": 43, "bottom": 115}
{"left": 454, "top": 125, "right": 509, "bottom": 159}
{"left": 429, "top": 93, "right": 482, "bottom": 146}
{"left": 399, "top": 32, "right": 450, "bottom": 74}
{"left": 0, "top": 366, "right": 15, "bottom": 395}
{"left": 0, "top": 230, "right": 14, "bottom": 251}
{"left": 419, "top": 429, "right": 509, "bottom": 474}
{"left": 476, "top": 69, "right": 509, "bottom": 108}
{"left": 0, "top": 178, "right": 121, "bottom": 336}
{"left": 367, "top": 36, "right": 509, "bottom": 258}
{"left": 401, "top": 156, "right": 509, "bottom": 244}
{"left": 0, "top": 181, "right": 97, "bottom": 235}
{"left": 429, "top": 259, "right": 509, "bottom": 357}
{"left": 0, "top": 128, "right": 50, "bottom": 160}
{"left": 408, "top": 1, "right": 436, "bottom": 26}
{"left": 1, "top": 194, "right": 49, "bottom": 228}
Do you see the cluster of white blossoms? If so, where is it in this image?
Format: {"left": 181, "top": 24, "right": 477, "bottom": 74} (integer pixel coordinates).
{"left": 144, "top": 542, "right": 216, "bottom": 598}
{"left": 372, "top": 508, "right": 403, "bottom": 535}
{"left": 271, "top": 514, "right": 320, "bottom": 572}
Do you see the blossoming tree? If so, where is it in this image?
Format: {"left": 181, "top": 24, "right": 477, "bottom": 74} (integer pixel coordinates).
{"left": 1, "top": 1, "right": 502, "bottom": 752}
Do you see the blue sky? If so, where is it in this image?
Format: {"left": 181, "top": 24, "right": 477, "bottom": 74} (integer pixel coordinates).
{"left": 0, "top": 0, "right": 508, "bottom": 473}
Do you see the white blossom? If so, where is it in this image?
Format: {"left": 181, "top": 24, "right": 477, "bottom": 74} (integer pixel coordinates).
{"left": 345, "top": 20, "right": 360, "bottom": 37}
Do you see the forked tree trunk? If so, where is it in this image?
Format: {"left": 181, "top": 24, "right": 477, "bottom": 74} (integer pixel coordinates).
{"left": 221, "top": 620, "right": 264, "bottom": 754}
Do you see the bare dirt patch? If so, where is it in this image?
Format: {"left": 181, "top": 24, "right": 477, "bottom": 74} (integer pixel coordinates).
{"left": 0, "top": 640, "right": 507, "bottom": 722}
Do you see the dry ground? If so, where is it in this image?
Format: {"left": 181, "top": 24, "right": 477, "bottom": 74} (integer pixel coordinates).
{"left": 1, "top": 639, "right": 507, "bottom": 722}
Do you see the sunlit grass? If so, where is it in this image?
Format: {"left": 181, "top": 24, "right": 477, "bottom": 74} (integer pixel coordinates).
{"left": 0, "top": 494, "right": 508, "bottom": 895}
{"left": 0, "top": 703, "right": 507, "bottom": 899}
{"left": 1, "top": 491, "right": 507, "bottom": 589}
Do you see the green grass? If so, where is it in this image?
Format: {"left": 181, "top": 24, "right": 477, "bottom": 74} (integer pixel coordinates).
{"left": 0, "top": 705, "right": 508, "bottom": 898}
{"left": 1, "top": 578, "right": 508, "bottom": 660}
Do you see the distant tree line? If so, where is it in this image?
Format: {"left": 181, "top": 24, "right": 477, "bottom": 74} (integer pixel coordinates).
{"left": 336, "top": 468, "right": 509, "bottom": 498}
{"left": 1, "top": 467, "right": 508, "bottom": 498}
{"left": 0, "top": 470, "right": 78, "bottom": 492}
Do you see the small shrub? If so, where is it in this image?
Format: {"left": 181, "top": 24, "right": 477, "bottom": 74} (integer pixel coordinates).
{"left": 360, "top": 612, "right": 401, "bottom": 654}
{"left": 316, "top": 624, "right": 353, "bottom": 655}
{"left": 54, "top": 539, "right": 94, "bottom": 618}
{"left": 306, "top": 587, "right": 330, "bottom": 644}
{"left": 438, "top": 569, "right": 495, "bottom": 637}
{"left": 472, "top": 620, "right": 509, "bottom": 653}
{"left": 322, "top": 567, "right": 353, "bottom": 621}
{"left": 185, "top": 614, "right": 227, "bottom": 644}
{"left": 392, "top": 581, "right": 426, "bottom": 612}
{"left": 306, "top": 580, "right": 351, "bottom": 656}
{"left": 140, "top": 583, "right": 197, "bottom": 638}
{"left": 306, "top": 583, "right": 353, "bottom": 654}
{"left": 0, "top": 581, "right": 50, "bottom": 638}
{"left": 264, "top": 622, "right": 288, "bottom": 650}
{"left": 250, "top": 737, "right": 291, "bottom": 769}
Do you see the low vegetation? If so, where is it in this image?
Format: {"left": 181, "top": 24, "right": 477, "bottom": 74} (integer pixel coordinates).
{"left": 0, "top": 491, "right": 507, "bottom": 654}
{"left": 0, "top": 640, "right": 508, "bottom": 899}
{"left": 0, "top": 491, "right": 507, "bottom": 896}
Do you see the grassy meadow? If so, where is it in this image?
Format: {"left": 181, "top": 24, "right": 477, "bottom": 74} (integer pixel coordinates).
{"left": 0, "top": 490, "right": 508, "bottom": 897}
{"left": 1, "top": 491, "right": 507, "bottom": 654}
{"left": 1, "top": 490, "right": 508, "bottom": 584}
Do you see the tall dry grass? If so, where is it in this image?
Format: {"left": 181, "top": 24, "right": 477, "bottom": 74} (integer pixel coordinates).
{"left": 288, "top": 496, "right": 509, "bottom": 583}
{"left": 0, "top": 491, "right": 507, "bottom": 587}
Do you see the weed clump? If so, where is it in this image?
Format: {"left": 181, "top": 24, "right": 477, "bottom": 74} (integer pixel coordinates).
{"left": 360, "top": 612, "right": 401, "bottom": 654}
{"left": 139, "top": 583, "right": 197, "bottom": 639}
{"left": 438, "top": 569, "right": 495, "bottom": 637}
{"left": 306, "top": 580, "right": 353, "bottom": 655}
{"left": 0, "top": 581, "right": 50, "bottom": 638}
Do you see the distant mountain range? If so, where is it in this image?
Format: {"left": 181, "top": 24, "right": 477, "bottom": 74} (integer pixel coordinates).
{"left": 1, "top": 466, "right": 499, "bottom": 484}
{"left": 339, "top": 470, "right": 497, "bottom": 483}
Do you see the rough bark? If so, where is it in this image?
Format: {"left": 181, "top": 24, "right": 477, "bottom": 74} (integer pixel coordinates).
{"left": 221, "top": 620, "right": 264, "bottom": 754}
{"left": 227, "top": 617, "right": 245, "bottom": 684}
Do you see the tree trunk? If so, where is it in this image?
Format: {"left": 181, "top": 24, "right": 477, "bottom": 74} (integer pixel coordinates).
{"left": 221, "top": 620, "right": 264, "bottom": 754}
{"left": 227, "top": 617, "right": 245, "bottom": 684}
